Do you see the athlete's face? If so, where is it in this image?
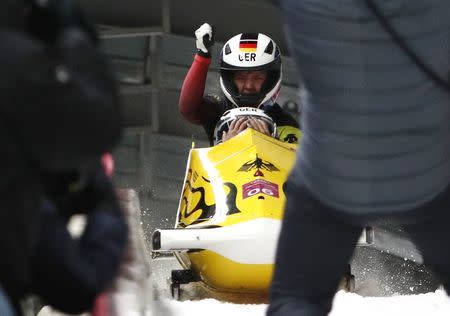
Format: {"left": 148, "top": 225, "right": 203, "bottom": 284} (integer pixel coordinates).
{"left": 233, "top": 70, "right": 267, "bottom": 96}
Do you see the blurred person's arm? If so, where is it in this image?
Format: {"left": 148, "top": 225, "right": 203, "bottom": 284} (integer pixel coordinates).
{"left": 31, "top": 165, "right": 128, "bottom": 314}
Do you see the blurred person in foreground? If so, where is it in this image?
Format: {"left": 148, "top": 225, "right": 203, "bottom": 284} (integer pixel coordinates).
{"left": 0, "top": 0, "right": 123, "bottom": 314}
{"left": 268, "top": 0, "right": 450, "bottom": 315}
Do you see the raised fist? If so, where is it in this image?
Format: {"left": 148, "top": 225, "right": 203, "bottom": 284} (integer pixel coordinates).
{"left": 195, "top": 23, "right": 214, "bottom": 57}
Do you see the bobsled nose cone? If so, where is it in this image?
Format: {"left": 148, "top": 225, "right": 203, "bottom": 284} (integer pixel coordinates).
{"left": 152, "top": 230, "right": 161, "bottom": 250}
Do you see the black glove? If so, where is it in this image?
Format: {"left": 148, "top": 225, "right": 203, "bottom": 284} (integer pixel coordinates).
{"left": 195, "top": 23, "right": 214, "bottom": 58}
{"left": 80, "top": 162, "right": 119, "bottom": 213}
{"left": 43, "top": 170, "right": 88, "bottom": 219}
{"left": 44, "top": 162, "right": 118, "bottom": 220}
{"left": 26, "top": 0, "right": 98, "bottom": 45}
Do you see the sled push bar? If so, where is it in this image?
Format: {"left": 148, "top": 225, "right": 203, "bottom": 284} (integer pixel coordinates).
{"left": 152, "top": 219, "right": 378, "bottom": 265}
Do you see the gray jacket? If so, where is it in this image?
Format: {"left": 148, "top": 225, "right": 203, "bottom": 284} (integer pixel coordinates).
{"left": 282, "top": 0, "right": 450, "bottom": 215}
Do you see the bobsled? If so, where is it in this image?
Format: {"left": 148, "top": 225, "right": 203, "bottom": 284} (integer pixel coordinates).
{"left": 151, "top": 115, "right": 371, "bottom": 301}
{"left": 152, "top": 126, "right": 300, "bottom": 300}
{"left": 151, "top": 109, "right": 439, "bottom": 301}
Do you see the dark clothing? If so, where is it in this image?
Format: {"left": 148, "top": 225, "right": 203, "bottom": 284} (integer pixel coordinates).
{"left": 179, "top": 54, "right": 299, "bottom": 145}
{"left": 0, "top": 21, "right": 121, "bottom": 312}
{"left": 31, "top": 167, "right": 128, "bottom": 314}
{"left": 268, "top": 181, "right": 450, "bottom": 316}
{"left": 1, "top": 29, "right": 121, "bottom": 170}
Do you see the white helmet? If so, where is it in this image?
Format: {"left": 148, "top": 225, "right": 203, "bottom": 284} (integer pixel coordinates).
{"left": 220, "top": 33, "right": 282, "bottom": 109}
{"left": 213, "top": 107, "right": 277, "bottom": 145}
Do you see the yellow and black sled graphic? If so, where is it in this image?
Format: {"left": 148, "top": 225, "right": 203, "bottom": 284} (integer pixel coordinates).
{"left": 152, "top": 128, "right": 298, "bottom": 300}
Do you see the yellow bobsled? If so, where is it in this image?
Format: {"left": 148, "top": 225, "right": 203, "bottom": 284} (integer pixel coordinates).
{"left": 153, "top": 108, "right": 441, "bottom": 300}
{"left": 152, "top": 127, "right": 299, "bottom": 300}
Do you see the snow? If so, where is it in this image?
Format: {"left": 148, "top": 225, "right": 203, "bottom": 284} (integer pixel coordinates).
{"left": 39, "top": 196, "right": 450, "bottom": 316}
{"left": 160, "top": 290, "right": 450, "bottom": 316}
{"left": 38, "top": 289, "right": 450, "bottom": 316}
{"left": 163, "top": 298, "right": 267, "bottom": 315}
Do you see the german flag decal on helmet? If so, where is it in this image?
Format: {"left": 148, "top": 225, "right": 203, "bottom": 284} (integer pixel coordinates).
{"left": 239, "top": 33, "right": 258, "bottom": 52}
